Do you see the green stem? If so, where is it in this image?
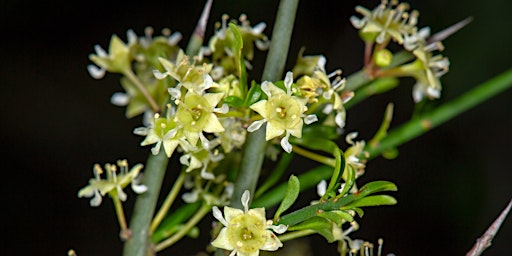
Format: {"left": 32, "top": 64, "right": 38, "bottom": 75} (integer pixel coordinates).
{"left": 366, "top": 68, "right": 512, "bottom": 159}
{"left": 123, "top": 69, "right": 160, "bottom": 113}
{"left": 112, "top": 196, "right": 129, "bottom": 240}
{"left": 230, "top": 0, "right": 300, "bottom": 209}
{"left": 278, "top": 229, "right": 316, "bottom": 242}
{"left": 153, "top": 203, "right": 211, "bottom": 252}
{"left": 122, "top": 150, "right": 169, "bottom": 256}
{"left": 150, "top": 170, "right": 187, "bottom": 233}
{"left": 292, "top": 145, "right": 336, "bottom": 167}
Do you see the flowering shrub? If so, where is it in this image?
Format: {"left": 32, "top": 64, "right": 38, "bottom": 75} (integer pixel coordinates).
{"left": 75, "top": 0, "right": 512, "bottom": 255}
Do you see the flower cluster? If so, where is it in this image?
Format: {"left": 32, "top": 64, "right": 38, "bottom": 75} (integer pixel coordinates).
{"left": 351, "top": 0, "right": 451, "bottom": 102}
{"left": 78, "top": 1, "right": 462, "bottom": 255}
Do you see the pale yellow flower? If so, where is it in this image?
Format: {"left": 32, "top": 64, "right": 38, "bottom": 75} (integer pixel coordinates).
{"left": 211, "top": 190, "right": 287, "bottom": 256}
{"left": 248, "top": 72, "right": 317, "bottom": 153}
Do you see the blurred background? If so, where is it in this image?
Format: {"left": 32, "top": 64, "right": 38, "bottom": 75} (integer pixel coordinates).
{"left": 2, "top": 0, "right": 511, "bottom": 255}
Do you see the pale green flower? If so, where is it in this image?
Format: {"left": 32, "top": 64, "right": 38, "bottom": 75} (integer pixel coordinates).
{"left": 248, "top": 72, "right": 317, "bottom": 153}
{"left": 134, "top": 112, "right": 189, "bottom": 157}
{"left": 78, "top": 160, "right": 147, "bottom": 207}
{"left": 87, "top": 34, "right": 132, "bottom": 79}
{"left": 153, "top": 50, "right": 215, "bottom": 99}
{"left": 176, "top": 92, "right": 227, "bottom": 149}
{"left": 211, "top": 190, "right": 287, "bottom": 256}
{"left": 350, "top": 0, "right": 418, "bottom": 44}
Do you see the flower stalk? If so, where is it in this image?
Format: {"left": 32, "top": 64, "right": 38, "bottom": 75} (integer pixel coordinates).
{"left": 230, "top": 0, "right": 300, "bottom": 209}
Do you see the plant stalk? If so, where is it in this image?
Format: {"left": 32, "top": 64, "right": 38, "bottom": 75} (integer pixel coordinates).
{"left": 230, "top": 0, "right": 300, "bottom": 209}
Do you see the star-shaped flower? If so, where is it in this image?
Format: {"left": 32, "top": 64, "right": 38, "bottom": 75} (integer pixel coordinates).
{"left": 247, "top": 72, "right": 317, "bottom": 153}
{"left": 78, "top": 160, "right": 147, "bottom": 207}
{"left": 211, "top": 190, "right": 287, "bottom": 256}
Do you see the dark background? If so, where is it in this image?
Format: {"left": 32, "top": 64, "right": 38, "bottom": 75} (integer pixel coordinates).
{"left": 2, "top": 0, "right": 512, "bottom": 255}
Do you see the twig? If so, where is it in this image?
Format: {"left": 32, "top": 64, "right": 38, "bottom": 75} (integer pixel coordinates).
{"left": 466, "top": 198, "right": 512, "bottom": 256}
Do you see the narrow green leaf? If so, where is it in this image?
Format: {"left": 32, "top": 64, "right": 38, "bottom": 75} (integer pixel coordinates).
{"left": 288, "top": 216, "right": 335, "bottom": 242}
{"left": 274, "top": 175, "right": 300, "bottom": 221}
{"left": 223, "top": 95, "right": 244, "bottom": 107}
{"left": 252, "top": 166, "right": 332, "bottom": 208}
{"left": 343, "top": 195, "right": 397, "bottom": 209}
{"left": 317, "top": 210, "right": 354, "bottom": 226}
{"left": 228, "top": 23, "right": 247, "bottom": 95}
{"left": 244, "top": 81, "right": 263, "bottom": 106}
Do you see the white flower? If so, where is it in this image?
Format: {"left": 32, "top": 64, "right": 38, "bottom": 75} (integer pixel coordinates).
{"left": 211, "top": 190, "right": 287, "bottom": 256}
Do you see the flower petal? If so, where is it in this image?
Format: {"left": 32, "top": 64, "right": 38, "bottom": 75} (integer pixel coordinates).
{"left": 211, "top": 228, "right": 234, "bottom": 250}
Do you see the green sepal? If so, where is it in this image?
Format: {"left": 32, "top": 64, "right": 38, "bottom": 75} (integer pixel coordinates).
{"left": 317, "top": 210, "right": 354, "bottom": 226}
{"left": 223, "top": 95, "right": 245, "bottom": 107}
{"left": 151, "top": 202, "right": 202, "bottom": 243}
{"left": 288, "top": 216, "right": 335, "bottom": 242}
{"left": 274, "top": 175, "right": 300, "bottom": 221}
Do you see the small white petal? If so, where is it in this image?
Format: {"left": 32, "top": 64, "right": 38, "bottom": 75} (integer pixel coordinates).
{"left": 247, "top": 119, "right": 266, "bottom": 132}
{"left": 199, "top": 132, "right": 210, "bottom": 150}
{"left": 212, "top": 206, "right": 228, "bottom": 226}
{"left": 346, "top": 132, "right": 358, "bottom": 145}
{"left": 182, "top": 191, "right": 199, "bottom": 203}
{"left": 116, "top": 185, "right": 127, "bottom": 201}
{"left": 90, "top": 190, "right": 103, "bottom": 207}
{"left": 94, "top": 44, "right": 107, "bottom": 57}
{"left": 151, "top": 141, "right": 162, "bottom": 155}
{"left": 214, "top": 104, "right": 229, "bottom": 114}
{"left": 252, "top": 22, "right": 266, "bottom": 35}
{"left": 200, "top": 166, "right": 215, "bottom": 180}
{"left": 110, "top": 92, "right": 129, "bottom": 106}
{"left": 304, "top": 114, "right": 318, "bottom": 125}
{"left": 127, "top": 29, "right": 137, "bottom": 45}
{"left": 317, "top": 180, "right": 327, "bottom": 197}
{"left": 168, "top": 87, "right": 182, "bottom": 100}
{"left": 280, "top": 132, "right": 292, "bottom": 153}
{"left": 168, "top": 32, "right": 182, "bottom": 45}
{"left": 133, "top": 127, "right": 148, "bottom": 136}
{"left": 131, "top": 183, "right": 147, "bottom": 194}
{"left": 255, "top": 39, "right": 270, "bottom": 50}
{"left": 153, "top": 69, "right": 168, "bottom": 79}
{"left": 335, "top": 112, "right": 346, "bottom": 128}
{"left": 87, "top": 65, "right": 106, "bottom": 79}
{"left": 241, "top": 190, "right": 251, "bottom": 213}
{"left": 260, "top": 81, "right": 271, "bottom": 97}
{"left": 269, "top": 224, "right": 288, "bottom": 234}
{"left": 284, "top": 71, "right": 293, "bottom": 94}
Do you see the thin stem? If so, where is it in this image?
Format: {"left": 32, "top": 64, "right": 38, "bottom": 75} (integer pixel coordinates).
{"left": 122, "top": 150, "right": 169, "bottom": 256}
{"left": 292, "top": 145, "right": 336, "bottom": 167}
{"left": 154, "top": 203, "right": 211, "bottom": 252}
{"left": 150, "top": 170, "right": 187, "bottom": 233}
{"left": 365, "top": 68, "right": 512, "bottom": 159}
{"left": 112, "top": 196, "right": 129, "bottom": 240}
{"left": 123, "top": 69, "right": 160, "bottom": 113}
{"left": 230, "top": 0, "right": 300, "bottom": 209}
{"left": 278, "top": 229, "right": 316, "bottom": 242}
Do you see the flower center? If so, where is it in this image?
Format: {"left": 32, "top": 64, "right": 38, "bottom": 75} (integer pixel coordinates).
{"left": 227, "top": 214, "right": 267, "bottom": 254}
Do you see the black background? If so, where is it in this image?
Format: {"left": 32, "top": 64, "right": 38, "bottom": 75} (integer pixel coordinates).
{"left": 2, "top": 0, "right": 512, "bottom": 255}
